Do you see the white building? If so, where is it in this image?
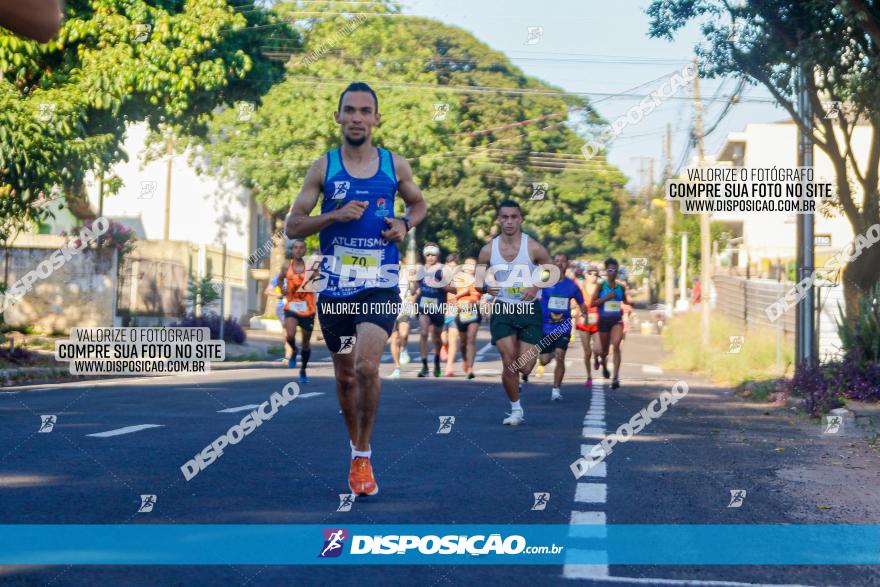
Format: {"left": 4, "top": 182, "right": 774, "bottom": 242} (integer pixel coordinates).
{"left": 698, "top": 120, "right": 870, "bottom": 359}
{"left": 42, "top": 122, "right": 276, "bottom": 323}
{"left": 711, "top": 121, "right": 863, "bottom": 271}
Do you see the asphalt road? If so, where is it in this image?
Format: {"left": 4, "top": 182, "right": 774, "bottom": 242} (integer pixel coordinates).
{"left": 0, "top": 318, "right": 877, "bottom": 586}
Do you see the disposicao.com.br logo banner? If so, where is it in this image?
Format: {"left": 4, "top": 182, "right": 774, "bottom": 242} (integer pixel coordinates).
{"left": 3, "top": 525, "right": 880, "bottom": 565}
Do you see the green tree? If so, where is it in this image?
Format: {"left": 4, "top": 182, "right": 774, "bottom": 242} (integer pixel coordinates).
{"left": 0, "top": 0, "right": 292, "bottom": 231}
{"left": 202, "top": 3, "right": 626, "bottom": 274}
{"left": 185, "top": 272, "right": 221, "bottom": 318}
{"left": 648, "top": 0, "right": 880, "bottom": 319}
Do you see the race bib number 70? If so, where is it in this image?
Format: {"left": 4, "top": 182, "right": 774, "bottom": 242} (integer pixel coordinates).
{"left": 334, "top": 245, "right": 380, "bottom": 280}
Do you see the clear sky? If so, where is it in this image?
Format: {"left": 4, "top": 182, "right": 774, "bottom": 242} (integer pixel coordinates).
{"left": 398, "top": 0, "right": 789, "bottom": 190}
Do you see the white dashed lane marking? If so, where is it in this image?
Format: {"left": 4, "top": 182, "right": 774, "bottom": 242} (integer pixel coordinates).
{"left": 217, "top": 405, "right": 260, "bottom": 413}
{"left": 86, "top": 424, "right": 164, "bottom": 438}
{"left": 575, "top": 483, "right": 607, "bottom": 503}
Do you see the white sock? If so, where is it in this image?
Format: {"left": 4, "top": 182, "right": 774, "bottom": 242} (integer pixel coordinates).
{"left": 351, "top": 445, "right": 372, "bottom": 460}
{"left": 511, "top": 400, "right": 522, "bottom": 411}
{"left": 552, "top": 388, "right": 560, "bottom": 393}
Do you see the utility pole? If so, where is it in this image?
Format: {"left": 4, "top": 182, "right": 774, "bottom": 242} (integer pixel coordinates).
{"left": 163, "top": 135, "right": 173, "bottom": 241}
{"left": 796, "top": 66, "right": 816, "bottom": 367}
{"left": 679, "top": 232, "right": 688, "bottom": 307}
{"left": 664, "top": 124, "right": 675, "bottom": 317}
{"left": 693, "top": 57, "right": 711, "bottom": 346}
{"left": 630, "top": 156, "right": 653, "bottom": 203}
{"left": 219, "top": 243, "right": 227, "bottom": 342}
{"left": 97, "top": 173, "right": 105, "bottom": 248}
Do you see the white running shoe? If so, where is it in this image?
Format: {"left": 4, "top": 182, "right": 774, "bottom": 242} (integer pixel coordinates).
{"left": 551, "top": 389, "right": 562, "bottom": 401}
{"left": 400, "top": 349, "right": 411, "bottom": 365}
{"left": 502, "top": 408, "right": 525, "bottom": 426}
{"left": 390, "top": 368, "right": 401, "bottom": 379}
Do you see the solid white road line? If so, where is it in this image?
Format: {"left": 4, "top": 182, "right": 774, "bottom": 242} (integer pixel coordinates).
{"left": 86, "top": 424, "right": 164, "bottom": 438}
{"left": 569, "top": 577, "right": 815, "bottom": 586}
{"left": 574, "top": 483, "right": 607, "bottom": 503}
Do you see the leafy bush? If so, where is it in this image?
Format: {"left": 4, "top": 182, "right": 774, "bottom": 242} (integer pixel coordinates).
{"left": 783, "top": 364, "right": 843, "bottom": 417}
{"left": 173, "top": 313, "right": 246, "bottom": 344}
{"left": 0, "top": 346, "right": 35, "bottom": 365}
{"left": 827, "top": 358, "right": 880, "bottom": 403}
{"left": 836, "top": 283, "right": 880, "bottom": 364}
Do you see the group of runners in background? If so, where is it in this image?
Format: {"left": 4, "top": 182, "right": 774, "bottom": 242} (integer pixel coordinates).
{"left": 268, "top": 225, "right": 635, "bottom": 399}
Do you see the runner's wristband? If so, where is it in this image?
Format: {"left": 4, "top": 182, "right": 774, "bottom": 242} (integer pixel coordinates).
{"left": 402, "top": 216, "right": 411, "bottom": 231}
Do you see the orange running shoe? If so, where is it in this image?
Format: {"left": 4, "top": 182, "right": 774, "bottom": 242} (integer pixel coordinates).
{"left": 348, "top": 457, "right": 379, "bottom": 496}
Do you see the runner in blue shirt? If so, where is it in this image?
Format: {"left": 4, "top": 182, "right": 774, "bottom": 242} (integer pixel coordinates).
{"left": 285, "top": 82, "right": 427, "bottom": 498}
{"left": 537, "top": 253, "right": 588, "bottom": 401}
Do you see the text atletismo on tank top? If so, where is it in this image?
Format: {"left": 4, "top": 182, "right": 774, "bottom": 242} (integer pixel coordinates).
{"left": 490, "top": 233, "right": 537, "bottom": 304}
{"left": 598, "top": 281, "right": 625, "bottom": 318}
{"left": 318, "top": 147, "right": 400, "bottom": 298}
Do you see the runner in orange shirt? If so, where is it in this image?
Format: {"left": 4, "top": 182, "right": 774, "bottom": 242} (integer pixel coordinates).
{"left": 277, "top": 239, "right": 317, "bottom": 383}
{"left": 452, "top": 257, "right": 483, "bottom": 380}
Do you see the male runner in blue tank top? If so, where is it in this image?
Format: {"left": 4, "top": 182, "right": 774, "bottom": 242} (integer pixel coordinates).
{"left": 285, "top": 82, "right": 427, "bottom": 497}
{"left": 537, "top": 252, "right": 589, "bottom": 401}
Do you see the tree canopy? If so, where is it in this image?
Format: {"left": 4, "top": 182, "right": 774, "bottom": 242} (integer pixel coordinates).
{"left": 201, "top": 1, "right": 628, "bottom": 260}
{"left": 648, "top": 0, "right": 880, "bottom": 316}
{"left": 0, "top": 0, "right": 291, "bottom": 238}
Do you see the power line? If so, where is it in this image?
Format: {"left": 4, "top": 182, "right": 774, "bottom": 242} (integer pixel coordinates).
{"left": 278, "top": 75, "right": 776, "bottom": 104}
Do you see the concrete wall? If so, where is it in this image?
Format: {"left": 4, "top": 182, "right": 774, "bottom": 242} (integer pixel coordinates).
{"left": 118, "top": 240, "right": 250, "bottom": 325}
{"left": 0, "top": 234, "right": 118, "bottom": 332}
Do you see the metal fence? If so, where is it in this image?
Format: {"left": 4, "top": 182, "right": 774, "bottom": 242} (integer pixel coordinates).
{"left": 713, "top": 275, "right": 795, "bottom": 336}
{"left": 713, "top": 275, "right": 844, "bottom": 360}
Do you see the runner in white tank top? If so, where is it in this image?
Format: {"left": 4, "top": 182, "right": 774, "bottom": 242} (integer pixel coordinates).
{"left": 477, "top": 200, "right": 554, "bottom": 426}
{"left": 490, "top": 233, "right": 537, "bottom": 304}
